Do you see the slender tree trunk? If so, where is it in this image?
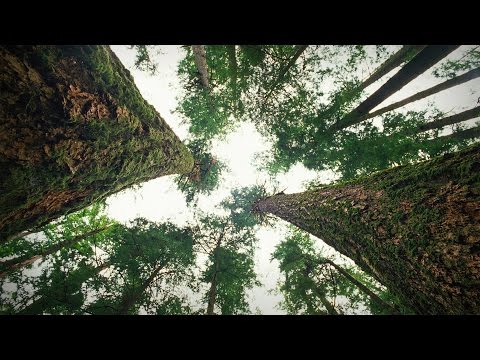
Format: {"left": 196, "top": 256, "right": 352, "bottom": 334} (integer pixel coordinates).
{"left": 191, "top": 45, "right": 209, "bottom": 89}
{"left": 20, "top": 261, "right": 110, "bottom": 314}
{"left": 0, "top": 224, "right": 112, "bottom": 279}
{"left": 418, "top": 106, "right": 480, "bottom": 133}
{"left": 206, "top": 261, "right": 219, "bottom": 315}
{"left": 206, "top": 231, "right": 225, "bottom": 315}
{"left": 117, "top": 264, "right": 166, "bottom": 315}
{"left": 357, "top": 45, "right": 427, "bottom": 91}
{"left": 324, "top": 259, "right": 400, "bottom": 314}
{"left": 263, "top": 45, "right": 308, "bottom": 103}
{"left": 330, "top": 45, "right": 460, "bottom": 132}
{"left": 312, "top": 283, "right": 339, "bottom": 315}
{"left": 226, "top": 45, "right": 238, "bottom": 112}
{"left": 0, "top": 46, "right": 194, "bottom": 242}
{"left": 359, "top": 68, "right": 480, "bottom": 122}
{"left": 253, "top": 144, "right": 480, "bottom": 314}
{"left": 435, "top": 125, "right": 480, "bottom": 142}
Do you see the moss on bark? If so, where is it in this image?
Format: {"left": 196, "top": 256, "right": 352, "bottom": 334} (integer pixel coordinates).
{"left": 0, "top": 45, "right": 193, "bottom": 242}
{"left": 254, "top": 144, "right": 480, "bottom": 314}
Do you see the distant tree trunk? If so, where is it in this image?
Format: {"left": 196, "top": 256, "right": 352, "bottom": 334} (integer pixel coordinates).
{"left": 357, "top": 45, "right": 427, "bottom": 91}
{"left": 323, "top": 259, "right": 400, "bottom": 314}
{"left": 436, "top": 125, "right": 480, "bottom": 142}
{"left": 117, "top": 264, "right": 166, "bottom": 315}
{"left": 417, "top": 106, "right": 480, "bottom": 133}
{"left": 226, "top": 45, "right": 238, "bottom": 112}
{"left": 0, "top": 224, "right": 112, "bottom": 279}
{"left": 206, "top": 230, "right": 225, "bottom": 315}
{"left": 20, "top": 261, "right": 110, "bottom": 314}
{"left": 359, "top": 68, "right": 480, "bottom": 122}
{"left": 263, "top": 45, "right": 308, "bottom": 103}
{"left": 0, "top": 45, "right": 194, "bottom": 242}
{"left": 253, "top": 144, "right": 480, "bottom": 314}
{"left": 191, "top": 45, "right": 209, "bottom": 89}
{"left": 311, "top": 283, "right": 339, "bottom": 315}
{"left": 330, "top": 45, "right": 460, "bottom": 132}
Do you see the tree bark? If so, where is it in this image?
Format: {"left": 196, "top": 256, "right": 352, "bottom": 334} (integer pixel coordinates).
{"left": 357, "top": 45, "right": 427, "bottom": 91}
{"left": 0, "top": 224, "right": 112, "bottom": 279}
{"left": 330, "top": 45, "right": 460, "bottom": 132}
{"left": 324, "top": 259, "right": 400, "bottom": 314}
{"left": 253, "top": 144, "right": 480, "bottom": 314}
{"left": 418, "top": 106, "right": 480, "bottom": 133}
{"left": 191, "top": 45, "right": 209, "bottom": 89}
{"left": 0, "top": 46, "right": 193, "bottom": 242}
{"left": 359, "top": 68, "right": 480, "bottom": 122}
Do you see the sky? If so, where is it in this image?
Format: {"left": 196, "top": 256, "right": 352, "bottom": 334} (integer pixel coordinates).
{"left": 103, "top": 45, "right": 480, "bottom": 314}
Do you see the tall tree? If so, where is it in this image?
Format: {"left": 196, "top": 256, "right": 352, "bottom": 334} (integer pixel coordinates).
{"left": 193, "top": 214, "right": 259, "bottom": 315}
{"left": 357, "top": 67, "right": 480, "bottom": 122}
{"left": 0, "top": 45, "right": 193, "bottom": 242}
{"left": 330, "top": 45, "right": 460, "bottom": 132}
{"left": 253, "top": 144, "right": 480, "bottom": 314}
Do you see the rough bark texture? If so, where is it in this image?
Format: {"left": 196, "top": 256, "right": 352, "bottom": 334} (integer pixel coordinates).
{"left": 418, "top": 106, "right": 480, "bottom": 133}
{"left": 357, "top": 45, "right": 427, "bottom": 91}
{"left": 330, "top": 45, "right": 460, "bottom": 132}
{"left": 360, "top": 68, "right": 480, "bottom": 122}
{"left": 191, "top": 45, "right": 209, "bottom": 89}
{"left": 254, "top": 144, "right": 480, "bottom": 314}
{"left": 0, "top": 46, "right": 194, "bottom": 242}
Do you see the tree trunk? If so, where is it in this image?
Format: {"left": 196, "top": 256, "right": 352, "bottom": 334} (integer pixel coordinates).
{"left": 418, "top": 106, "right": 480, "bottom": 133}
{"left": 312, "top": 283, "right": 339, "bottom": 315}
{"left": 191, "top": 45, "right": 209, "bottom": 89}
{"left": 436, "top": 125, "right": 480, "bottom": 142}
{"left": 206, "top": 231, "right": 225, "bottom": 315}
{"left": 263, "top": 45, "right": 308, "bottom": 103}
{"left": 253, "top": 144, "right": 480, "bottom": 314}
{"left": 0, "top": 46, "right": 194, "bottom": 242}
{"left": 330, "top": 45, "right": 460, "bottom": 132}
{"left": 20, "top": 261, "right": 110, "bottom": 314}
{"left": 0, "top": 224, "right": 112, "bottom": 279}
{"left": 357, "top": 45, "right": 427, "bottom": 91}
{"left": 324, "top": 259, "right": 400, "bottom": 314}
{"left": 117, "top": 264, "right": 166, "bottom": 315}
{"left": 359, "top": 68, "right": 480, "bottom": 122}
{"left": 226, "top": 45, "right": 238, "bottom": 112}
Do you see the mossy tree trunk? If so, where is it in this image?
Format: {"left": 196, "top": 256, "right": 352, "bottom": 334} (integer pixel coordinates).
{"left": 253, "top": 144, "right": 480, "bottom": 314}
{"left": 0, "top": 45, "right": 194, "bottom": 242}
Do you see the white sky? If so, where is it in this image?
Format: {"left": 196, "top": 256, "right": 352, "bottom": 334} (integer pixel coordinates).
{"left": 104, "top": 45, "right": 479, "bottom": 315}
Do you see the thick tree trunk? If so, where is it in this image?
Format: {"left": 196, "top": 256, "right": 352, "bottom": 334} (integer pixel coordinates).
{"left": 0, "top": 46, "right": 194, "bottom": 242}
{"left": 418, "top": 106, "right": 480, "bottom": 133}
{"left": 330, "top": 45, "right": 460, "bottom": 132}
{"left": 191, "top": 45, "right": 209, "bottom": 89}
{"left": 357, "top": 45, "right": 427, "bottom": 91}
{"left": 0, "top": 224, "right": 112, "bottom": 279}
{"left": 358, "top": 68, "right": 480, "bottom": 122}
{"left": 324, "top": 259, "right": 400, "bottom": 314}
{"left": 117, "top": 264, "right": 166, "bottom": 315}
{"left": 253, "top": 144, "right": 480, "bottom": 314}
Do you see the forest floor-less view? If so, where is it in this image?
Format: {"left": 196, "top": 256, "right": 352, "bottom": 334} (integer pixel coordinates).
{"left": 0, "top": 45, "right": 479, "bottom": 315}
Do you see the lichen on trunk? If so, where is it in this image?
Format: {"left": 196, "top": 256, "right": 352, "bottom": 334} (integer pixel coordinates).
{"left": 253, "top": 144, "right": 480, "bottom": 314}
{"left": 0, "top": 45, "right": 194, "bottom": 242}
